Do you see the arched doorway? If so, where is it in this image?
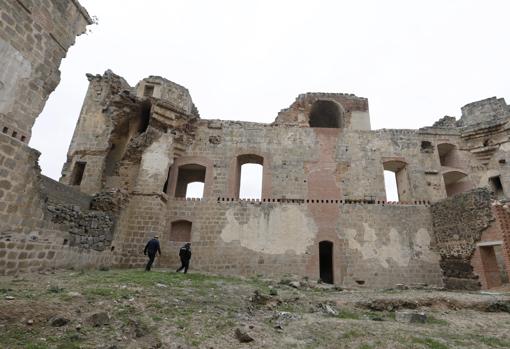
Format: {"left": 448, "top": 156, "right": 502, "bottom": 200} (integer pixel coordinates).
{"left": 319, "top": 241, "right": 334, "bottom": 284}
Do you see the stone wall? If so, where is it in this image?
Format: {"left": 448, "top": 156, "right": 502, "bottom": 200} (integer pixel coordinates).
{"left": 111, "top": 198, "right": 442, "bottom": 288}
{"left": 431, "top": 188, "right": 493, "bottom": 289}
{"left": 0, "top": 1, "right": 121, "bottom": 276}
{"left": 459, "top": 97, "right": 509, "bottom": 127}
{"left": 170, "top": 120, "right": 456, "bottom": 203}
{"left": 0, "top": 133, "right": 117, "bottom": 275}
{"left": 41, "top": 175, "right": 92, "bottom": 210}
{"left": 0, "top": 0, "right": 92, "bottom": 139}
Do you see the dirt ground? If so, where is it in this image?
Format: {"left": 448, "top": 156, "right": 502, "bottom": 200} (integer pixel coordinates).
{"left": 1, "top": 269, "right": 510, "bottom": 349}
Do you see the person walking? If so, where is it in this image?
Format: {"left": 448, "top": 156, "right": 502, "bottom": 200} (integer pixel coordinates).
{"left": 144, "top": 235, "right": 161, "bottom": 271}
{"left": 176, "top": 242, "right": 192, "bottom": 273}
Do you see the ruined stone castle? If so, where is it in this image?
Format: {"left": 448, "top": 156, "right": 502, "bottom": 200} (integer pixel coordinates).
{"left": 1, "top": 1, "right": 509, "bottom": 290}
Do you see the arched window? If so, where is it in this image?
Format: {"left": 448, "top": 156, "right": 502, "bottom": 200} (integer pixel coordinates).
{"left": 170, "top": 220, "right": 192, "bottom": 242}
{"left": 235, "top": 154, "right": 263, "bottom": 199}
{"left": 308, "top": 100, "right": 344, "bottom": 128}
{"left": 383, "top": 160, "right": 410, "bottom": 202}
{"left": 174, "top": 164, "right": 206, "bottom": 198}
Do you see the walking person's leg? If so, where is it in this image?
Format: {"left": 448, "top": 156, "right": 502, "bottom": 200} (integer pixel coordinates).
{"left": 176, "top": 258, "right": 185, "bottom": 272}
{"left": 146, "top": 253, "right": 155, "bottom": 271}
{"left": 183, "top": 260, "right": 189, "bottom": 273}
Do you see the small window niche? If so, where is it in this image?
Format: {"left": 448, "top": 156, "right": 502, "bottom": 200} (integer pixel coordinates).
{"left": 170, "top": 220, "right": 192, "bottom": 242}
{"left": 143, "top": 84, "right": 155, "bottom": 97}
{"left": 489, "top": 176, "right": 505, "bottom": 200}
{"left": 420, "top": 141, "right": 434, "bottom": 153}
{"left": 70, "top": 162, "right": 87, "bottom": 186}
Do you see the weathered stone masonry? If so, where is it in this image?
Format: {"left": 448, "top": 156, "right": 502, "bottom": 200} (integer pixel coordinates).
{"left": 0, "top": 1, "right": 116, "bottom": 275}
{"left": 1, "top": 1, "right": 510, "bottom": 289}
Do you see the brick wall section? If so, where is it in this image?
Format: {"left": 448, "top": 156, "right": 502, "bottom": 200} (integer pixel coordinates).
{"left": 431, "top": 188, "right": 493, "bottom": 290}
{"left": 496, "top": 205, "right": 510, "bottom": 280}
{"left": 470, "top": 216, "right": 501, "bottom": 289}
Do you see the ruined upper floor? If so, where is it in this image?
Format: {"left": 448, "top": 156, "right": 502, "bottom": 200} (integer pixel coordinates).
{"left": 61, "top": 71, "right": 510, "bottom": 205}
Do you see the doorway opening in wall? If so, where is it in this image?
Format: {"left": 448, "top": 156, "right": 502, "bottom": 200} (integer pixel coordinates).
{"left": 479, "top": 244, "right": 509, "bottom": 289}
{"left": 319, "top": 241, "right": 334, "bottom": 284}
{"left": 384, "top": 170, "right": 399, "bottom": 202}
{"left": 489, "top": 176, "right": 505, "bottom": 200}
{"left": 175, "top": 164, "right": 206, "bottom": 198}
{"left": 70, "top": 162, "right": 86, "bottom": 186}
{"left": 170, "top": 220, "right": 192, "bottom": 242}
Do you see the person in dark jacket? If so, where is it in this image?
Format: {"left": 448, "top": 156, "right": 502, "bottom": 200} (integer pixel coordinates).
{"left": 176, "top": 243, "right": 191, "bottom": 273}
{"left": 144, "top": 235, "right": 161, "bottom": 271}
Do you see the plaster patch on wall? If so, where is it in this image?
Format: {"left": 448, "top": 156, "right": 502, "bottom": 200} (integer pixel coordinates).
{"left": 139, "top": 134, "right": 173, "bottom": 179}
{"left": 345, "top": 223, "right": 437, "bottom": 268}
{"left": 0, "top": 39, "right": 31, "bottom": 114}
{"left": 221, "top": 205, "right": 317, "bottom": 254}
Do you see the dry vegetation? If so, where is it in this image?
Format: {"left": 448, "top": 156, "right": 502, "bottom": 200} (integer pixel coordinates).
{"left": 1, "top": 269, "right": 510, "bottom": 349}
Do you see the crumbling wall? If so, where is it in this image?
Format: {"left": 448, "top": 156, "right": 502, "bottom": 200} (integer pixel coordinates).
{"left": 274, "top": 92, "right": 370, "bottom": 130}
{"left": 0, "top": 138, "right": 117, "bottom": 275}
{"left": 177, "top": 120, "right": 456, "bottom": 202}
{"left": 431, "top": 188, "right": 493, "bottom": 290}
{"left": 45, "top": 203, "right": 114, "bottom": 252}
{"left": 41, "top": 175, "right": 92, "bottom": 210}
{"left": 459, "top": 97, "right": 509, "bottom": 127}
{"left": 0, "top": 0, "right": 92, "bottom": 140}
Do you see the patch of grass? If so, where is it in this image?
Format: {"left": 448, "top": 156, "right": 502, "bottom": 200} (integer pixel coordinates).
{"left": 472, "top": 335, "right": 510, "bottom": 348}
{"left": 427, "top": 315, "right": 448, "bottom": 326}
{"left": 25, "top": 344, "right": 50, "bottom": 349}
{"left": 359, "top": 344, "right": 375, "bottom": 349}
{"left": 342, "top": 329, "right": 364, "bottom": 339}
{"left": 412, "top": 337, "right": 449, "bottom": 349}
{"left": 336, "top": 308, "right": 361, "bottom": 320}
{"left": 83, "top": 286, "right": 133, "bottom": 300}
{"left": 47, "top": 284, "right": 65, "bottom": 293}
{"left": 0, "top": 327, "right": 45, "bottom": 348}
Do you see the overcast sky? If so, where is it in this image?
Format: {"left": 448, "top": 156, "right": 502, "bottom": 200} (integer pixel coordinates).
{"left": 30, "top": 0, "right": 510, "bottom": 199}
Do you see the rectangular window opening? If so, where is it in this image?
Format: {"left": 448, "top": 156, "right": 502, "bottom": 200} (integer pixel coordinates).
{"left": 384, "top": 170, "right": 399, "bottom": 202}
{"left": 143, "top": 85, "right": 155, "bottom": 97}
{"left": 71, "top": 162, "right": 86, "bottom": 186}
